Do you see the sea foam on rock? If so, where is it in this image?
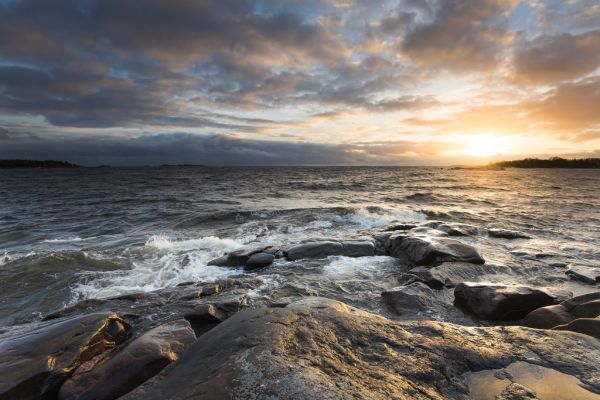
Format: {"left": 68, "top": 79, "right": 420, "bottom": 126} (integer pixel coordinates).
{"left": 121, "top": 298, "right": 600, "bottom": 400}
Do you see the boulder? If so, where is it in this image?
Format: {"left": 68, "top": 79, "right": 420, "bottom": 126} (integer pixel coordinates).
{"left": 521, "top": 292, "right": 600, "bottom": 334}
{"left": 208, "top": 246, "right": 271, "bottom": 267}
{"left": 565, "top": 264, "right": 600, "bottom": 284}
{"left": 381, "top": 282, "right": 434, "bottom": 315}
{"left": 496, "top": 383, "right": 540, "bottom": 400}
{"left": 398, "top": 266, "right": 449, "bottom": 289}
{"left": 122, "top": 298, "right": 600, "bottom": 400}
{"left": 454, "top": 282, "right": 571, "bottom": 320}
{"left": 245, "top": 253, "right": 275, "bottom": 270}
{"left": 488, "top": 229, "right": 531, "bottom": 239}
{"left": 285, "top": 241, "right": 344, "bottom": 261}
{"left": 386, "top": 235, "right": 485, "bottom": 266}
{"left": 58, "top": 320, "right": 196, "bottom": 400}
{"left": 0, "top": 313, "right": 129, "bottom": 400}
{"left": 341, "top": 240, "right": 375, "bottom": 257}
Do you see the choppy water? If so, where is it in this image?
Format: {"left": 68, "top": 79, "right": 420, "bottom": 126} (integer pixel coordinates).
{"left": 1, "top": 167, "right": 599, "bottom": 326}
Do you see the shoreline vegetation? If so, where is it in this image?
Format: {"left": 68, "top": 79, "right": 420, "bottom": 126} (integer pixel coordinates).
{"left": 0, "top": 159, "right": 81, "bottom": 169}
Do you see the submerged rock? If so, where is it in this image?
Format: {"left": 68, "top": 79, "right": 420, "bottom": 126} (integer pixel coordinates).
{"left": 488, "top": 229, "right": 531, "bottom": 240}
{"left": 386, "top": 235, "right": 485, "bottom": 266}
{"left": 0, "top": 313, "right": 129, "bottom": 400}
{"left": 58, "top": 319, "right": 196, "bottom": 400}
{"left": 382, "top": 282, "right": 434, "bottom": 315}
{"left": 285, "top": 241, "right": 344, "bottom": 261}
{"left": 122, "top": 298, "right": 600, "bottom": 400}
{"left": 454, "top": 282, "right": 571, "bottom": 320}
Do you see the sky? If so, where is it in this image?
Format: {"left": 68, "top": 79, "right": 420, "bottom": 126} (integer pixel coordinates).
{"left": 0, "top": 0, "right": 599, "bottom": 166}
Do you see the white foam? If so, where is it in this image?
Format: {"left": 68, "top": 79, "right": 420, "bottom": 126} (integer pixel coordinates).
{"left": 70, "top": 234, "right": 246, "bottom": 301}
{"left": 43, "top": 236, "right": 96, "bottom": 243}
{"left": 322, "top": 256, "right": 397, "bottom": 279}
{"left": 334, "top": 207, "right": 426, "bottom": 228}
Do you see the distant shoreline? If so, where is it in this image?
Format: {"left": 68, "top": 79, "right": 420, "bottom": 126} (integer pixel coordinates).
{"left": 1, "top": 157, "right": 599, "bottom": 169}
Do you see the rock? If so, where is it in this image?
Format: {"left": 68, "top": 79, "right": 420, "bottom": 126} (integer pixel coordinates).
{"left": 122, "top": 298, "right": 600, "bottom": 400}
{"left": 208, "top": 246, "right": 272, "bottom": 267}
{"left": 436, "top": 223, "right": 479, "bottom": 237}
{"left": 383, "top": 223, "right": 418, "bottom": 232}
{"left": 0, "top": 313, "right": 129, "bottom": 400}
{"left": 520, "top": 305, "right": 576, "bottom": 329}
{"left": 341, "top": 240, "right": 375, "bottom": 257}
{"left": 496, "top": 383, "right": 540, "bottom": 400}
{"left": 488, "top": 229, "right": 531, "bottom": 239}
{"left": 285, "top": 241, "right": 344, "bottom": 261}
{"left": 398, "top": 266, "right": 449, "bottom": 289}
{"left": 454, "top": 282, "right": 571, "bottom": 320}
{"left": 245, "top": 252, "right": 275, "bottom": 270}
{"left": 58, "top": 320, "right": 196, "bottom": 400}
{"left": 382, "top": 282, "right": 434, "bottom": 314}
{"left": 521, "top": 292, "right": 600, "bottom": 334}
{"left": 565, "top": 264, "right": 600, "bottom": 284}
{"left": 43, "top": 279, "right": 260, "bottom": 335}
{"left": 554, "top": 318, "right": 600, "bottom": 339}
{"left": 386, "top": 235, "right": 485, "bottom": 266}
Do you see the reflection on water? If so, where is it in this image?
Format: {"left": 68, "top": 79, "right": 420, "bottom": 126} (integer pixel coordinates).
{"left": 466, "top": 361, "right": 600, "bottom": 400}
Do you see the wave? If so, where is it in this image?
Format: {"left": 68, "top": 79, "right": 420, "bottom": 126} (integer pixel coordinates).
{"left": 43, "top": 236, "right": 97, "bottom": 244}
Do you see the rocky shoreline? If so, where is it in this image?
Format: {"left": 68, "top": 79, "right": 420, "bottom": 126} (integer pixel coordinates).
{"left": 1, "top": 220, "right": 600, "bottom": 399}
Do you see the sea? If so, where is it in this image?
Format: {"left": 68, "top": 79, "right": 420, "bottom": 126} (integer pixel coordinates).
{"left": 1, "top": 166, "right": 599, "bottom": 326}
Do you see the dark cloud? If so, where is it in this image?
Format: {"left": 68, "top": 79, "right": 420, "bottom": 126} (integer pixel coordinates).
{"left": 0, "top": 131, "right": 459, "bottom": 166}
{"left": 513, "top": 30, "right": 600, "bottom": 83}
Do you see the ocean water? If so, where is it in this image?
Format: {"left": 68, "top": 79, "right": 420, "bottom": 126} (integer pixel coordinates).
{"left": 1, "top": 166, "right": 599, "bottom": 326}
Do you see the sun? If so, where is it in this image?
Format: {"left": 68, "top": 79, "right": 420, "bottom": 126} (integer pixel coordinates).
{"left": 466, "top": 135, "right": 504, "bottom": 158}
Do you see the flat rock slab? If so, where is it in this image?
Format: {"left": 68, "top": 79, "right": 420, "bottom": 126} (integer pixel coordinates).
{"left": 454, "top": 282, "right": 571, "bottom": 321}
{"left": 122, "top": 298, "right": 600, "bottom": 400}
{"left": 0, "top": 312, "right": 129, "bottom": 400}
{"left": 58, "top": 319, "right": 196, "bottom": 400}
{"left": 565, "top": 264, "right": 600, "bottom": 284}
{"left": 285, "top": 241, "right": 344, "bottom": 261}
{"left": 488, "top": 229, "right": 531, "bottom": 239}
{"left": 386, "top": 235, "right": 485, "bottom": 266}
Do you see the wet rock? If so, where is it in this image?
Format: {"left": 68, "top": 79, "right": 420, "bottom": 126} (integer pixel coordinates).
{"left": 208, "top": 246, "right": 271, "bottom": 267}
{"left": 386, "top": 234, "right": 485, "bottom": 266}
{"left": 122, "top": 298, "right": 600, "bottom": 400}
{"left": 496, "top": 383, "right": 540, "bottom": 400}
{"left": 285, "top": 241, "right": 344, "bottom": 261}
{"left": 341, "top": 240, "right": 375, "bottom": 257}
{"left": 488, "top": 229, "right": 531, "bottom": 239}
{"left": 383, "top": 223, "right": 418, "bottom": 232}
{"left": 565, "top": 264, "right": 600, "bottom": 284}
{"left": 0, "top": 313, "right": 129, "bottom": 400}
{"left": 43, "top": 279, "right": 260, "bottom": 335}
{"left": 554, "top": 318, "right": 600, "bottom": 339}
{"left": 454, "top": 282, "right": 571, "bottom": 320}
{"left": 382, "top": 282, "right": 434, "bottom": 314}
{"left": 398, "top": 266, "right": 449, "bottom": 289}
{"left": 58, "top": 320, "right": 196, "bottom": 400}
{"left": 245, "top": 252, "right": 275, "bottom": 270}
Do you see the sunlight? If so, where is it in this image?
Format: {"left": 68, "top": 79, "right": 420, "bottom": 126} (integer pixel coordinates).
{"left": 465, "top": 134, "right": 505, "bottom": 158}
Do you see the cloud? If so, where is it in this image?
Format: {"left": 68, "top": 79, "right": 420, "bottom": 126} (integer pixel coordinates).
{"left": 0, "top": 131, "right": 461, "bottom": 166}
{"left": 513, "top": 30, "right": 600, "bottom": 83}
{"left": 401, "top": 0, "right": 518, "bottom": 72}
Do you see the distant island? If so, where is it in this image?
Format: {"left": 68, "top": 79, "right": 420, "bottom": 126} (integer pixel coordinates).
{"left": 489, "top": 157, "right": 600, "bottom": 169}
{"left": 0, "top": 159, "right": 81, "bottom": 169}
